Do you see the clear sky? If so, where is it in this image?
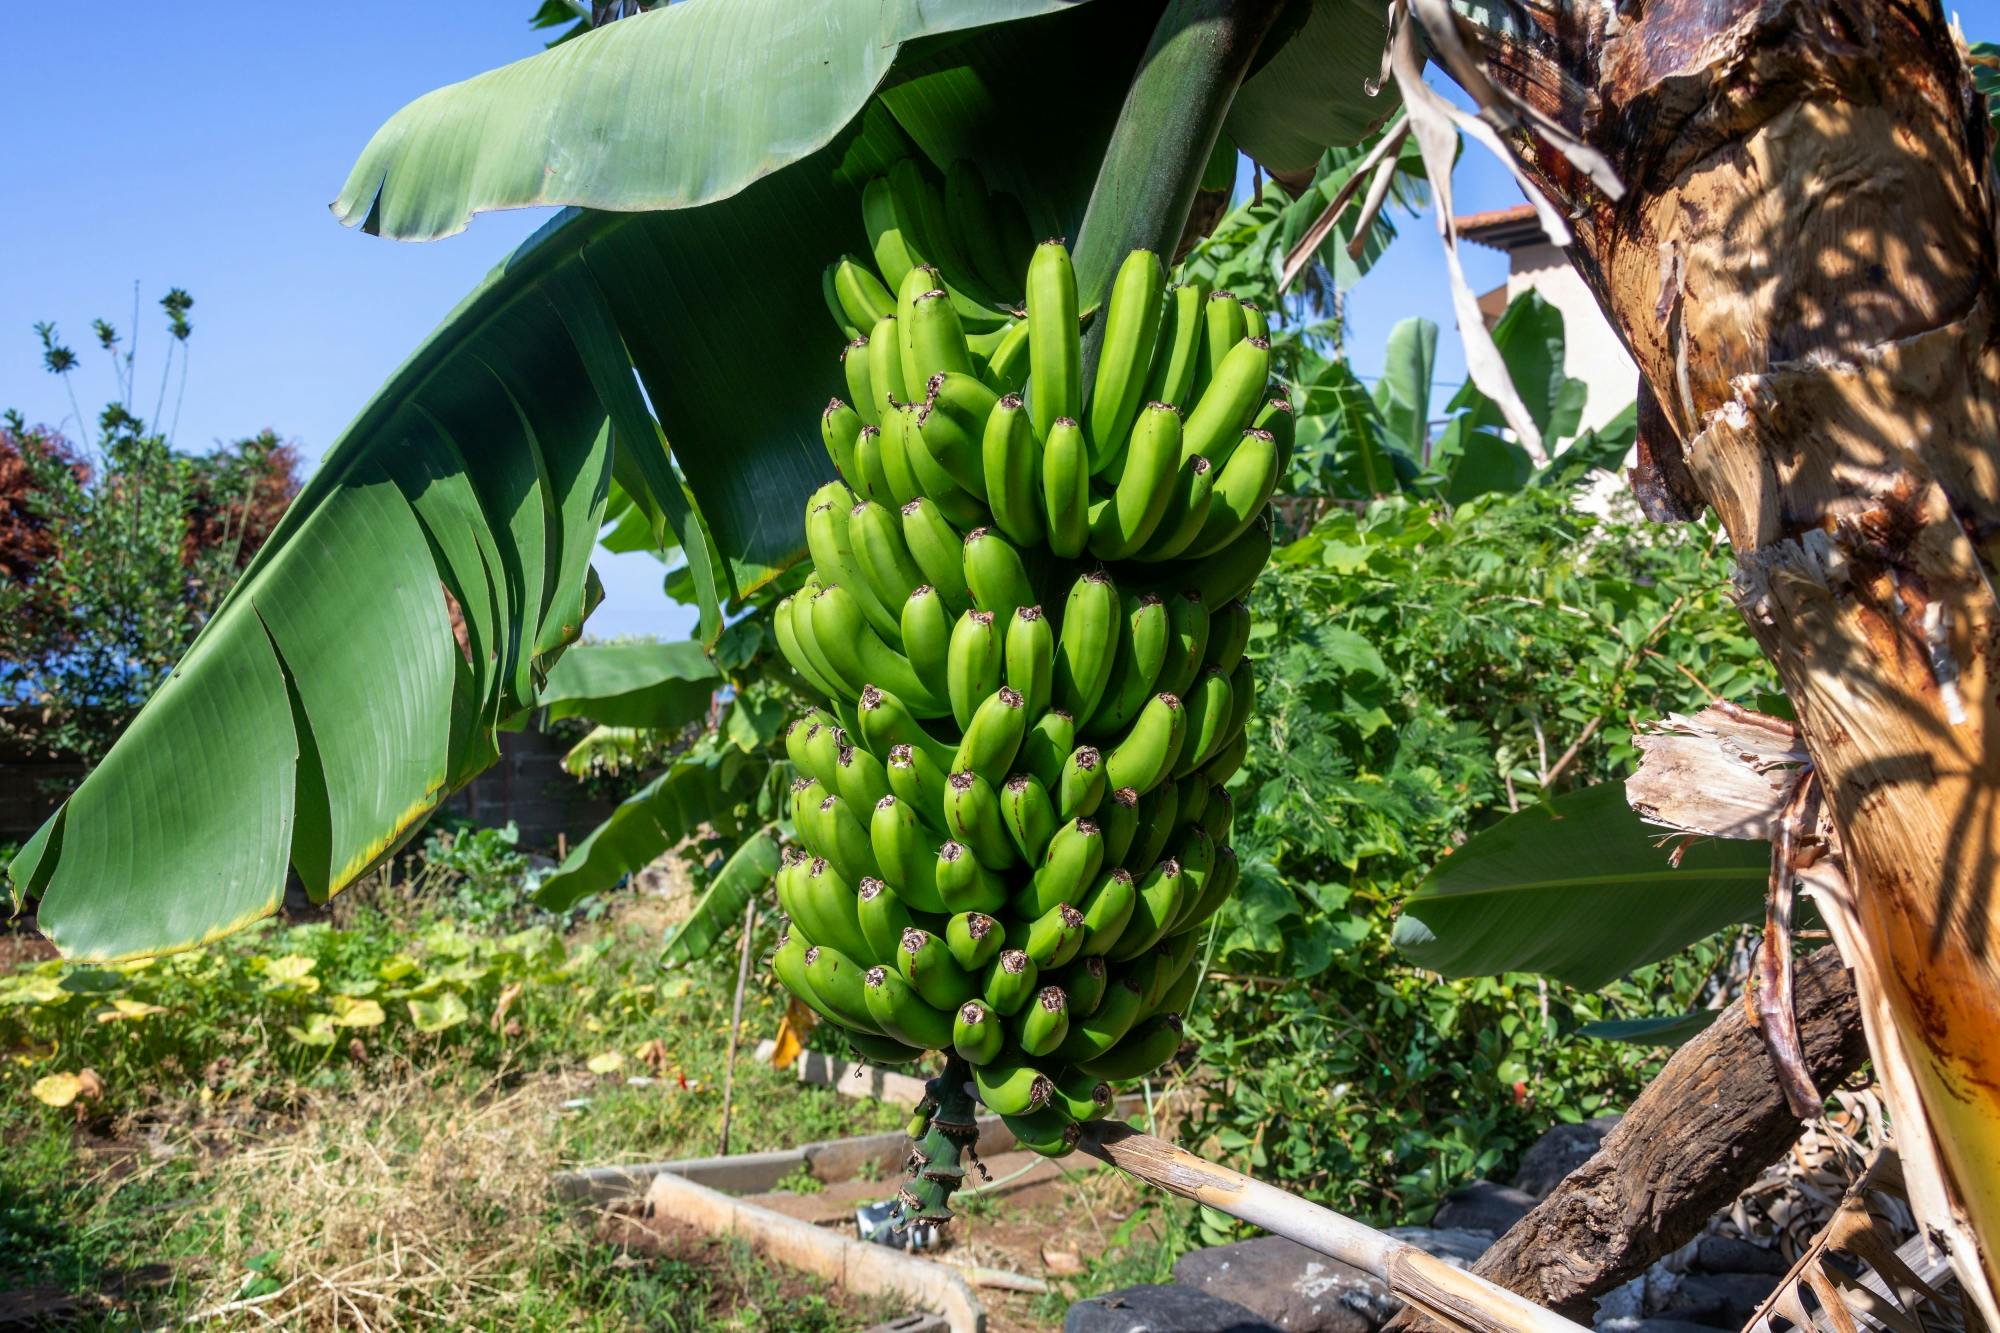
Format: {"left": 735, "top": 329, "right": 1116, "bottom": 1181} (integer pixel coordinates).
{"left": 11, "top": 4, "right": 1990, "bottom": 638}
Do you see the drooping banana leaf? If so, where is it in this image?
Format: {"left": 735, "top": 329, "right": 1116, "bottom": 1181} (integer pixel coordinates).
{"left": 537, "top": 641, "right": 719, "bottom": 729}
{"left": 1224, "top": 0, "right": 1398, "bottom": 174}
{"left": 333, "top": 0, "right": 1108, "bottom": 242}
{"left": 536, "top": 753, "right": 762, "bottom": 910}
{"left": 661, "top": 826, "right": 782, "bottom": 966}
{"left": 9, "top": 3, "right": 1149, "bottom": 962}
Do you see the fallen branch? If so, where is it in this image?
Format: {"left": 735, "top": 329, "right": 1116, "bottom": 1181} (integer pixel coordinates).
{"left": 1077, "top": 1123, "right": 1592, "bottom": 1333}
{"left": 1388, "top": 944, "right": 1868, "bottom": 1329}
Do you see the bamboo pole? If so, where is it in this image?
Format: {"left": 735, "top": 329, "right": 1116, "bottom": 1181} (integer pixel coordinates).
{"left": 716, "top": 899, "right": 758, "bottom": 1157}
{"left": 1077, "top": 1123, "right": 1592, "bottom": 1333}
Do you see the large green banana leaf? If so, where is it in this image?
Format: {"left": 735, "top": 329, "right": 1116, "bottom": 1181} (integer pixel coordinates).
{"left": 9, "top": 3, "right": 1148, "bottom": 963}
{"left": 1224, "top": 0, "right": 1398, "bottom": 174}
{"left": 661, "top": 827, "right": 783, "bottom": 967}
{"left": 537, "top": 752, "right": 763, "bottom": 911}
{"left": 1392, "top": 783, "right": 1769, "bottom": 990}
{"left": 333, "top": 0, "right": 1105, "bottom": 242}
{"left": 537, "top": 641, "right": 719, "bottom": 729}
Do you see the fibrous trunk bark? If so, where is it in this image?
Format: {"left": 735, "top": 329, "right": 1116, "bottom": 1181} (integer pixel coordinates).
{"left": 1463, "top": 0, "right": 2000, "bottom": 1314}
{"left": 1390, "top": 945, "right": 1868, "bottom": 1329}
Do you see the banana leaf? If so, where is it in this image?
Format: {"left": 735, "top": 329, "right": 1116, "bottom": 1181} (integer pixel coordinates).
{"left": 661, "top": 826, "right": 782, "bottom": 966}
{"left": 536, "top": 754, "right": 761, "bottom": 910}
{"left": 1224, "top": 0, "right": 1398, "bottom": 174}
{"left": 333, "top": 0, "right": 1106, "bottom": 242}
{"left": 1392, "top": 783, "right": 1769, "bottom": 990}
{"left": 538, "top": 641, "right": 719, "bottom": 729}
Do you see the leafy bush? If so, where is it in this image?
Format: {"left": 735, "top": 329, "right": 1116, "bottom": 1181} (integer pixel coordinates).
{"left": 1178, "top": 485, "right": 1773, "bottom": 1224}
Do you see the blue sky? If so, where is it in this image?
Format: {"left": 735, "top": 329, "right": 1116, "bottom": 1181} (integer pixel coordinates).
{"left": 12, "top": 5, "right": 1990, "bottom": 637}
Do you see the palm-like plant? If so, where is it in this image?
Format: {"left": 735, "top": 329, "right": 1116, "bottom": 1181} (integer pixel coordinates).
{"left": 12, "top": 0, "right": 2000, "bottom": 1322}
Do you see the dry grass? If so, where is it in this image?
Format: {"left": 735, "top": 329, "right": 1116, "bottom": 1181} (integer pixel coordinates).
{"left": 170, "top": 1069, "right": 575, "bottom": 1329}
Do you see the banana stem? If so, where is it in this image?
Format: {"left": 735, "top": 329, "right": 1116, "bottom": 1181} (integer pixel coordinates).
{"left": 1071, "top": 0, "right": 1287, "bottom": 356}
{"left": 1077, "top": 1123, "right": 1592, "bottom": 1333}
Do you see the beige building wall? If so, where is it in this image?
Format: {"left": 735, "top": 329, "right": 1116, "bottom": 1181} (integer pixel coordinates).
{"left": 1502, "top": 241, "right": 1639, "bottom": 435}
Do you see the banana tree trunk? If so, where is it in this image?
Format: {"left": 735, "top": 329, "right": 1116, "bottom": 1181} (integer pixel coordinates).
{"left": 1461, "top": 0, "right": 2000, "bottom": 1312}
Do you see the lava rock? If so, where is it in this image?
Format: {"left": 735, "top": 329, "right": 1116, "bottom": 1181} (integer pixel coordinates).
{"left": 1383, "top": 1227, "right": 1494, "bottom": 1267}
{"left": 1512, "top": 1116, "right": 1621, "bottom": 1197}
{"left": 1066, "top": 1284, "right": 1285, "bottom": 1332}
{"left": 1429, "top": 1180, "right": 1537, "bottom": 1236}
{"left": 1597, "top": 1321, "right": 1737, "bottom": 1333}
{"left": 1662, "top": 1273, "right": 1780, "bottom": 1327}
{"left": 1691, "top": 1235, "right": 1788, "bottom": 1276}
{"left": 1173, "top": 1236, "right": 1387, "bottom": 1332}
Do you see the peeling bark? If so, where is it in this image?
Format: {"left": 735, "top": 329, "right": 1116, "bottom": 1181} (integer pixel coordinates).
{"left": 1387, "top": 945, "right": 1868, "bottom": 1328}
{"left": 1462, "top": 0, "right": 2000, "bottom": 1312}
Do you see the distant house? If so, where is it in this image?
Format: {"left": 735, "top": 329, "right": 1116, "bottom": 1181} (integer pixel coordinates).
{"left": 1456, "top": 204, "right": 1637, "bottom": 435}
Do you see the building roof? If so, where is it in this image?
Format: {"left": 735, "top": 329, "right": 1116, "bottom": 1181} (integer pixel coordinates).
{"left": 1454, "top": 203, "right": 1547, "bottom": 252}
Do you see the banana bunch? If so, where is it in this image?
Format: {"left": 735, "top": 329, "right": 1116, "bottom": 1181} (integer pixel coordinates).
{"left": 779, "top": 187, "right": 1286, "bottom": 1212}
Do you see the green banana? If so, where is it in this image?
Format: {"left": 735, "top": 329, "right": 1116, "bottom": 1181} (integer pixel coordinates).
{"left": 915, "top": 371, "right": 998, "bottom": 500}
{"left": 1014, "top": 985, "right": 1071, "bottom": 1058}
{"left": 823, "top": 262, "right": 859, "bottom": 340}
{"left": 1001, "top": 773, "right": 1058, "bottom": 863}
{"left": 1156, "top": 590, "right": 1211, "bottom": 701}
{"left": 953, "top": 999, "right": 1004, "bottom": 1065}
{"left": 1142, "top": 279, "right": 1207, "bottom": 417}
{"left": 907, "top": 289, "right": 975, "bottom": 390}
{"left": 846, "top": 1030, "right": 927, "bottom": 1065}
{"left": 832, "top": 736, "right": 888, "bottom": 808}
{"left": 1199, "top": 727, "right": 1248, "bottom": 788}
{"left": 856, "top": 684, "right": 955, "bottom": 771}
{"left": 980, "top": 318, "right": 1032, "bottom": 395}
{"left": 885, "top": 743, "right": 951, "bottom": 831}
{"left": 1103, "top": 691, "right": 1186, "bottom": 796}
{"left": 1165, "top": 828, "right": 1214, "bottom": 935}
{"left": 900, "top": 585, "right": 952, "bottom": 687}
{"left": 946, "top": 159, "right": 1017, "bottom": 301}
{"left": 1041, "top": 416, "right": 1091, "bottom": 559}
{"left": 973, "top": 1058, "right": 1053, "bottom": 1115}
{"left": 962, "top": 526, "right": 1036, "bottom": 625}
{"left": 1058, "top": 954, "right": 1109, "bottom": 1020}
{"left": 1052, "top": 1067, "right": 1114, "bottom": 1121}
{"left": 1254, "top": 395, "right": 1296, "bottom": 473}
{"left": 844, "top": 338, "right": 879, "bottom": 427}
{"left": 815, "top": 792, "right": 881, "bottom": 886}
{"left": 1179, "top": 510, "right": 1272, "bottom": 608}
{"left": 1177, "top": 776, "right": 1210, "bottom": 829}
{"left": 850, "top": 499, "right": 927, "bottom": 615}
{"left": 946, "top": 911, "right": 1004, "bottom": 972}
{"left": 1184, "top": 427, "right": 1280, "bottom": 558}
{"left": 863, "top": 966, "right": 954, "bottom": 1051}
{"left": 944, "top": 770, "right": 1016, "bottom": 870}
{"left": 1076, "top": 1013, "right": 1184, "bottom": 1081}
{"left": 1134, "top": 454, "right": 1216, "bottom": 563}
{"left": 981, "top": 394, "right": 1043, "bottom": 546}
{"left": 981, "top": 949, "right": 1040, "bottom": 1017}
{"left": 1180, "top": 336, "right": 1272, "bottom": 471}
{"left": 896, "top": 264, "right": 937, "bottom": 395}
{"left": 900, "top": 497, "right": 973, "bottom": 614}
{"left": 790, "top": 775, "right": 830, "bottom": 853}
{"left": 1150, "top": 950, "right": 1201, "bottom": 1019}
{"left": 772, "top": 926, "right": 845, "bottom": 1029}
{"left": 1223, "top": 655, "right": 1255, "bottom": 753}
{"left": 1022, "top": 902, "right": 1087, "bottom": 970}
{"left": 889, "top": 398, "right": 985, "bottom": 529}
{"left": 784, "top": 714, "right": 821, "bottom": 780}
{"left": 1014, "top": 817, "right": 1104, "bottom": 919}
{"left": 1128, "top": 780, "right": 1181, "bottom": 871}
{"left": 796, "top": 718, "right": 842, "bottom": 789}
{"left": 1204, "top": 599, "right": 1251, "bottom": 674}
{"left": 867, "top": 315, "right": 911, "bottom": 414}
{"left": 1240, "top": 299, "right": 1268, "bottom": 342}
{"left": 1001, "top": 1106, "right": 1081, "bottom": 1158}
{"left": 803, "top": 942, "right": 884, "bottom": 1034}
{"left": 1086, "top": 248, "right": 1166, "bottom": 473}
{"left": 857, "top": 877, "right": 916, "bottom": 963}
{"left": 874, "top": 400, "right": 924, "bottom": 507}
{"left": 774, "top": 595, "right": 843, "bottom": 700}
{"left": 1052, "top": 571, "right": 1120, "bottom": 723}
{"left": 1005, "top": 606, "right": 1054, "bottom": 718}
{"left": 1197, "top": 290, "right": 1246, "bottom": 393}
{"left": 952, "top": 686, "right": 1028, "bottom": 784}
{"left": 1057, "top": 745, "right": 1107, "bottom": 821}
{"left": 937, "top": 839, "right": 1007, "bottom": 913}
{"left": 1053, "top": 975, "right": 1144, "bottom": 1063}
{"left": 896, "top": 927, "right": 976, "bottom": 1011}
{"left": 832, "top": 255, "right": 897, "bottom": 331}
{"left": 1019, "top": 709, "right": 1077, "bottom": 789}
{"left": 850, "top": 427, "right": 893, "bottom": 506}
{"left": 809, "top": 582, "right": 949, "bottom": 716}
{"left": 1099, "top": 787, "right": 1141, "bottom": 867}
{"left": 1173, "top": 843, "right": 1239, "bottom": 937}
{"left": 1085, "top": 594, "right": 1170, "bottom": 739}
{"left": 869, "top": 794, "right": 947, "bottom": 913}
{"left": 861, "top": 176, "right": 919, "bottom": 292}
{"left": 946, "top": 609, "right": 1002, "bottom": 731}
{"left": 1026, "top": 240, "right": 1080, "bottom": 439}
{"left": 1109, "top": 856, "right": 1186, "bottom": 961}
{"left": 1174, "top": 667, "right": 1234, "bottom": 777}
{"left": 1200, "top": 783, "right": 1234, "bottom": 846}
{"left": 822, "top": 398, "right": 863, "bottom": 488}
{"left": 1087, "top": 402, "right": 1183, "bottom": 561}
{"left": 798, "top": 857, "right": 878, "bottom": 964}
{"left": 806, "top": 490, "right": 902, "bottom": 645}
{"left": 1077, "top": 867, "right": 1137, "bottom": 956}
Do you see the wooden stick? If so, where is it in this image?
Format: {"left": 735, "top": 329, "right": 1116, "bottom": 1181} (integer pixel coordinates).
{"left": 1076, "top": 1123, "right": 1592, "bottom": 1333}
{"left": 716, "top": 899, "right": 758, "bottom": 1157}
